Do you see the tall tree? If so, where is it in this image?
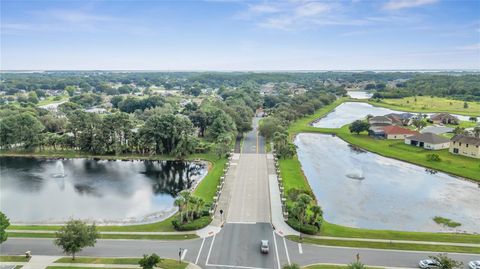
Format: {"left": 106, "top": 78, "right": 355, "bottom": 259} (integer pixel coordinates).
{"left": 54, "top": 220, "right": 98, "bottom": 260}
{"left": 0, "top": 212, "right": 10, "bottom": 244}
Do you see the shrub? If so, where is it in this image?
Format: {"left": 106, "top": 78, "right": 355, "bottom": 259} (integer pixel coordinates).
{"left": 172, "top": 216, "right": 212, "bottom": 231}
{"left": 426, "top": 154, "right": 441, "bottom": 162}
{"left": 286, "top": 218, "right": 319, "bottom": 235}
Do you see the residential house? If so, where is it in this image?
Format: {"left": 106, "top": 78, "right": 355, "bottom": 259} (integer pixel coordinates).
{"left": 405, "top": 132, "right": 451, "bottom": 150}
{"left": 385, "top": 113, "right": 414, "bottom": 126}
{"left": 420, "top": 125, "right": 454, "bottom": 135}
{"left": 369, "top": 116, "right": 392, "bottom": 125}
{"left": 449, "top": 135, "right": 480, "bottom": 159}
{"left": 381, "top": 126, "right": 418, "bottom": 139}
{"left": 429, "top": 113, "right": 459, "bottom": 125}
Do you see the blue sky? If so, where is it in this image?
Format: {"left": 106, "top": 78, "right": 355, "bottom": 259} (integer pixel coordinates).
{"left": 1, "top": 0, "right": 479, "bottom": 70}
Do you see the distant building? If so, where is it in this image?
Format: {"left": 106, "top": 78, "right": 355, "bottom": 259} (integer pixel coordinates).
{"left": 84, "top": 107, "right": 107, "bottom": 114}
{"left": 429, "top": 113, "right": 459, "bottom": 125}
{"left": 405, "top": 132, "right": 450, "bottom": 150}
{"left": 449, "top": 135, "right": 480, "bottom": 159}
{"left": 381, "top": 126, "right": 418, "bottom": 139}
{"left": 384, "top": 113, "right": 414, "bottom": 126}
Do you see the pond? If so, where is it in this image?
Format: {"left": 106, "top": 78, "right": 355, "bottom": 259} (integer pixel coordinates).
{"left": 313, "top": 102, "right": 475, "bottom": 128}
{"left": 347, "top": 90, "right": 372, "bottom": 99}
{"left": 0, "top": 157, "right": 207, "bottom": 224}
{"left": 295, "top": 133, "right": 480, "bottom": 233}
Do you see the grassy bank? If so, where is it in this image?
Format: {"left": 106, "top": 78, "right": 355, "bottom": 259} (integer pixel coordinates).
{"left": 7, "top": 152, "right": 226, "bottom": 233}
{"left": 281, "top": 98, "right": 480, "bottom": 244}
{"left": 53, "top": 257, "right": 187, "bottom": 269}
{"left": 0, "top": 256, "right": 29, "bottom": 262}
{"left": 304, "top": 265, "right": 382, "bottom": 269}
{"left": 320, "top": 125, "right": 480, "bottom": 182}
{"left": 7, "top": 232, "right": 197, "bottom": 240}
{"left": 362, "top": 96, "right": 480, "bottom": 117}
{"left": 288, "top": 235, "right": 480, "bottom": 254}
{"left": 47, "top": 267, "right": 131, "bottom": 269}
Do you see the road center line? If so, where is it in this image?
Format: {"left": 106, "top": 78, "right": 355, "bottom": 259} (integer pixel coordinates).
{"left": 206, "top": 234, "right": 216, "bottom": 265}
{"left": 195, "top": 237, "right": 205, "bottom": 264}
{"left": 298, "top": 243, "right": 303, "bottom": 254}
{"left": 272, "top": 231, "right": 281, "bottom": 269}
{"left": 181, "top": 249, "right": 188, "bottom": 260}
{"left": 283, "top": 236, "right": 291, "bottom": 265}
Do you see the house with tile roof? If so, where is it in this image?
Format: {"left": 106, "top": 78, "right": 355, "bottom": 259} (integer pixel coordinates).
{"left": 404, "top": 132, "right": 451, "bottom": 150}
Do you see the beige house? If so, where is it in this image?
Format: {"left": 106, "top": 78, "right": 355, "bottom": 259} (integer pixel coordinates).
{"left": 449, "top": 135, "right": 480, "bottom": 159}
{"left": 405, "top": 132, "right": 450, "bottom": 150}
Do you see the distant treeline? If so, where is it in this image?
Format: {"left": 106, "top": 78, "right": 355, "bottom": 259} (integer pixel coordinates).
{"left": 372, "top": 74, "right": 480, "bottom": 101}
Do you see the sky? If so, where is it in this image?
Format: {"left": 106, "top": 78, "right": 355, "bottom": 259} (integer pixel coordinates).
{"left": 1, "top": 0, "right": 479, "bottom": 70}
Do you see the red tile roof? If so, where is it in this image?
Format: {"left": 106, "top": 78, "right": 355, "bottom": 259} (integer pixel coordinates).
{"left": 381, "top": 125, "right": 418, "bottom": 135}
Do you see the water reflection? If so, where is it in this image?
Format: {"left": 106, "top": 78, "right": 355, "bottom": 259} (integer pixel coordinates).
{"left": 295, "top": 133, "right": 480, "bottom": 233}
{"left": 313, "top": 102, "right": 477, "bottom": 128}
{"left": 0, "top": 157, "right": 207, "bottom": 224}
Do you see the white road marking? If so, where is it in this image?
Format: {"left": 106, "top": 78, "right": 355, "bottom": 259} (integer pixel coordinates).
{"left": 272, "top": 231, "right": 281, "bottom": 269}
{"left": 226, "top": 221, "right": 256, "bottom": 224}
{"left": 206, "top": 234, "right": 216, "bottom": 265}
{"left": 298, "top": 243, "right": 303, "bottom": 254}
{"left": 195, "top": 238, "right": 205, "bottom": 264}
{"left": 206, "top": 263, "right": 270, "bottom": 269}
{"left": 181, "top": 249, "right": 188, "bottom": 260}
{"left": 283, "top": 236, "right": 291, "bottom": 265}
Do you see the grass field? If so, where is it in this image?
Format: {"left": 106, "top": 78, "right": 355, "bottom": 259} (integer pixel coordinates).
{"left": 280, "top": 98, "right": 480, "bottom": 243}
{"left": 7, "top": 152, "right": 225, "bottom": 233}
{"left": 53, "top": 257, "right": 187, "bottom": 269}
{"left": 288, "top": 235, "right": 480, "bottom": 254}
{"left": 365, "top": 96, "right": 480, "bottom": 117}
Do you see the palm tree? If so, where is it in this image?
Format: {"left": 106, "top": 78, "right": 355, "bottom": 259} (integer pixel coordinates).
{"left": 347, "top": 261, "right": 366, "bottom": 269}
{"left": 179, "top": 190, "right": 191, "bottom": 222}
{"left": 310, "top": 205, "right": 323, "bottom": 223}
{"left": 194, "top": 197, "right": 205, "bottom": 219}
{"left": 174, "top": 197, "right": 186, "bottom": 223}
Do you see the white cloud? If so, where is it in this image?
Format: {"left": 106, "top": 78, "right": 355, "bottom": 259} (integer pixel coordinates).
{"left": 383, "top": 0, "right": 438, "bottom": 10}
{"left": 294, "top": 2, "right": 331, "bottom": 17}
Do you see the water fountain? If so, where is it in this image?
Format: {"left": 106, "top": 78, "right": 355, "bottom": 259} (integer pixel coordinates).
{"left": 52, "top": 160, "right": 66, "bottom": 178}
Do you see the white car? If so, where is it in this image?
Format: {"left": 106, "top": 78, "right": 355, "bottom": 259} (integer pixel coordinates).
{"left": 469, "top": 261, "right": 480, "bottom": 269}
{"left": 419, "top": 259, "right": 439, "bottom": 269}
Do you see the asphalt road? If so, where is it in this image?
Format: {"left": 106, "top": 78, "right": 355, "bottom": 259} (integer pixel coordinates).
{"left": 242, "top": 117, "right": 265, "bottom": 154}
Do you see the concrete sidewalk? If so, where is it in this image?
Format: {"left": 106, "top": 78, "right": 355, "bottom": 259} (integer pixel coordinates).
{"left": 266, "top": 153, "right": 299, "bottom": 237}
{"left": 306, "top": 235, "right": 480, "bottom": 247}
{"left": 21, "top": 255, "right": 60, "bottom": 269}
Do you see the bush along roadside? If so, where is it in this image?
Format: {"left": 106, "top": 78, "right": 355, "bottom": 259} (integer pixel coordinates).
{"left": 171, "top": 149, "right": 234, "bottom": 231}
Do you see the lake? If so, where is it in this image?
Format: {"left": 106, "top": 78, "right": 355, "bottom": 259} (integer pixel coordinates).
{"left": 313, "top": 102, "right": 475, "bottom": 128}
{"left": 0, "top": 157, "right": 207, "bottom": 224}
{"left": 295, "top": 133, "right": 480, "bottom": 233}
{"left": 347, "top": 90, "right": 372, "bottom": 99}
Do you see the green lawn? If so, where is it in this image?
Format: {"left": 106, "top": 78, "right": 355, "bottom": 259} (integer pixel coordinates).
{"left": 7, "top": 232, "right": 197, "bottom": 240}
{"left": 288, "top": 235, "right": 480, "bottom": 254}
{"left": 7, "top": 152, "right": 225, "bottom": 233}
{"left": 53, "top": 257, "right": 187, "bottom": 269}
{"left": 304, "top": 265, "right": 383, "bottom": 269}
{"left": 364, "top": 96, "right": 480, "bottom": 117}
{"left": 0, "top": 256, "right": 29, "bottom": 262}
{"left": 323, "top": 125, "right": 480, "bottom": 182}
{"left": 47, "top": 267, "right": 133, "bottom": 269}
{"left": 280, "top": 98, "right": 480, "bottom": 243}
{"left": 37, "top": 95, "right": 69, "bottom": 106}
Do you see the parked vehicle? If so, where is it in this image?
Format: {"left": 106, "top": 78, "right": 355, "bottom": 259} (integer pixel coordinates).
{"left": 419, "top": 259, "right": 440, "bottom": 269}
{"left": 260, "top": 240, "right": 269, "bottom": 254}
{"left": 469, "top": 261, "right": 480, "bottom": 269}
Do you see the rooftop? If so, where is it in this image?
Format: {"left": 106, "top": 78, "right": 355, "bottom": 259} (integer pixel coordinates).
{"left": 406, "top": 132, "right": 450, "bottom": 144}
{"left": 451, "top": 135, "right": 480, "bottom": 146}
